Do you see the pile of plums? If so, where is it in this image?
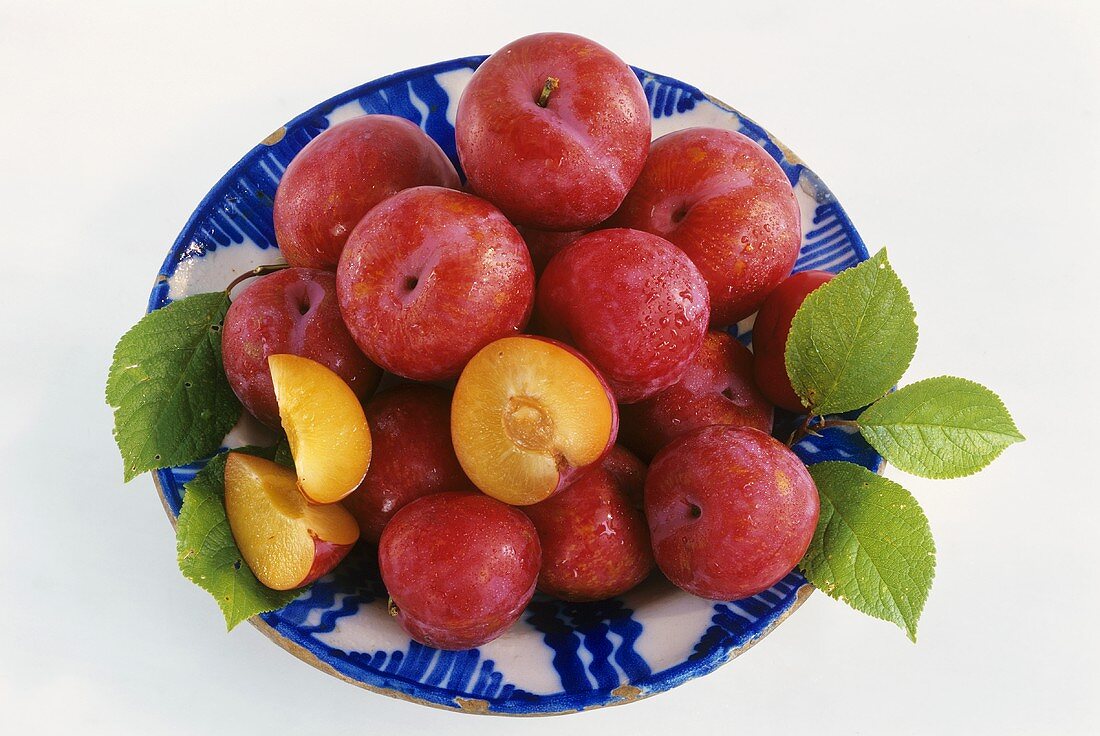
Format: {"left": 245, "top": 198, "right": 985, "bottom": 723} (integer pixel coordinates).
{"left": 219, "top": 32, "right": 832, "bottom": 651}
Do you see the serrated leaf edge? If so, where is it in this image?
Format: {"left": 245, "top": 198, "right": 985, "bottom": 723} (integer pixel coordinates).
{"left": 175, "top": 448, "right": 303, "bottom": 630}
{"left": 105, "top": 292, "right": 239, "bottom": 482}
{"left": 785, "top": 249, "right": 920, "bottom": 416}
{"left": 802, "top": 461, "right": 936, "bottom": 642}
{"left": 858, "top": 376, "right": 1025, "bottom": 480}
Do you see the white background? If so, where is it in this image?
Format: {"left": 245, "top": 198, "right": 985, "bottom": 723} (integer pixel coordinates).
{"left": 2, "top": 1, "right": 1097, "bottom": 733}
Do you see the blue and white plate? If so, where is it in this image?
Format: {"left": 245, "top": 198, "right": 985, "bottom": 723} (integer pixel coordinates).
{"left": 150, "top": 56, "right": 877, "bottom": 716}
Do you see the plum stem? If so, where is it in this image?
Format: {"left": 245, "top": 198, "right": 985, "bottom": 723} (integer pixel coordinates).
{"left": 225, "top": 262, "right": 290, "bottom": 296}
{"left": 387, "top": 597, "right": 400, "bottom": 617}
{"left": 537, "top": 77, "right": 560, "bottom": 107}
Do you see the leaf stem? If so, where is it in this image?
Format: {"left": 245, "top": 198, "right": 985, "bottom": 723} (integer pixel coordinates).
{"left": 788, "top": 415, "right": 862, "bottom": 446}
{"left": 824, "top": 419, "right": 862, "bottom": 430}
{"left": 787, "top": 413, "right": 818, "bottom": 446}
{"left": 225, "top": 263, "right": 289, "bottom": 296}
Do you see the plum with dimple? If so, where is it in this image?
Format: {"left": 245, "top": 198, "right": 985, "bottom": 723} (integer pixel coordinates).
{"left": 222, "top": 267, "right": 380, "bottom": 427}
{"left": 379, "top": 492, "right": 541, "bottom": 650}
{"left": 456, "top": 32, "right": 650, "bottom": 231}
{"left": 336, "top": 186, "right": 535, "bottom": 381}
{"left": 535, "top": 228, "right": 710, "bottom": 404}
{"left": 609, "top": 127, "right": 801, "bottom": 326}
{"left": 645, "top": 425, "right": 819, "bottom": 601}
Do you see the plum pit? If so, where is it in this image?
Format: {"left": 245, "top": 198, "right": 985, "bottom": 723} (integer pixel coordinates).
{"left": 503, "top": 396, "right": 556, "bottom": 452}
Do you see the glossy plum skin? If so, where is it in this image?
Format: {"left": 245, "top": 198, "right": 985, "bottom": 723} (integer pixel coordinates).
{"left": 602, "top": 442, "right": 647, "bottom": 509}
{"left": 336, "top": 186, "right": 535, "bottom": 381}
{"left": 645, "top": 426, "right": 819, "bottom": 601}
{"left": 515, "top": 225, "right": 585, "bottom": 276}
{"left": 379, "top": 492, "right": 541, "bottom": 650}
{"left": 609, "top": 127, "right": 801, "bottom": 326}
{"left": 302, "top": 537, "right": 357, "bottom": 587}
{"left": 342, "top": 384, "right": 474, "bottom": 545}
{"left": 751, "top": 270, "right": 834, "bottom": 412}
{"left": 456, "top": 32, "right": 650, "bottom": 231}
{"left": 523, "top": 447, "right": 654, "bottom": 602}
{"left": 620, "top": 331, "right": 773, "bottom": 460}
{"left": 222, "top": 268, "right": 381, "bottom": 427}
{"left": 273, "top": 115, "right": 459, "bottom": 270}
{"left": 536, "top": 228, "right": 710, "bottom": 404}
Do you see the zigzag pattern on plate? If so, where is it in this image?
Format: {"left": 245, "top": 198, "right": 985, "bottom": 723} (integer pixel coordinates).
{"left": 691, "top": 572, "right": 807, "bottom": 662}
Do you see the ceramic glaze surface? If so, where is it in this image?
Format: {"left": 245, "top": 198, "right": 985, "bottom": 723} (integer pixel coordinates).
{"left": 150, "top": 56, "right": 877, "bottom": 716}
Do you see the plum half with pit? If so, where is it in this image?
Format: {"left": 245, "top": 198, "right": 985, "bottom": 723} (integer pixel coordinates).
{"left": 451, "top": 336, "right": 618, "bottom": 506}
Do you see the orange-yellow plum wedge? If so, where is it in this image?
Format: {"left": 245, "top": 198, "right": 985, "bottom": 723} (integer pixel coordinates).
{"left": 451, "top": 336, "right": 618, "bottom": 506}
{"left": 224, "top": 452, "right": 359, "bottom": 591}
{"left": 269, "top": 354, "right": 372, "bottom": 504}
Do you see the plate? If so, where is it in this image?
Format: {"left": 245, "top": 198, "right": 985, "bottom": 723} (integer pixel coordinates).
{"left": 150, "top": 55, "right": 878, "bottom": 716}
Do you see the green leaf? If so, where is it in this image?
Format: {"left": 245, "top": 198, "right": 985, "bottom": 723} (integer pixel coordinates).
{"left": 858, "top": 376, "right": 1024, "bottom": 479}
{"left": 802, "top": 462, "right": 935, "bottom": 641}
{"left": 106, "top": 292, "right": 241, "bottom": 481}
{"left": 176, "top": 448, "right": 301, "bottom": 630}
{"left": 785, "top": 249, "right": 918, "bottom": 415}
